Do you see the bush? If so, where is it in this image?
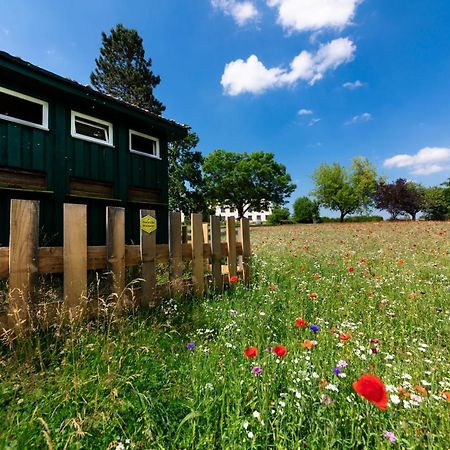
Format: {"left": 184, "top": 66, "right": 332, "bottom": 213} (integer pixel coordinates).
{"left": 266, "top": 206, "right": 290, "bottom": 225}
{"left": 293, "top": 197, "right": 320, "bottom": 223}
{"left": 320, "top": 215, "right": 384, "bottom": 223}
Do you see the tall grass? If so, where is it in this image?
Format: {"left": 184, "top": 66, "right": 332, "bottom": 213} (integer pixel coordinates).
{"left": 0, "top": 221, "right": 449, "bottom": 449}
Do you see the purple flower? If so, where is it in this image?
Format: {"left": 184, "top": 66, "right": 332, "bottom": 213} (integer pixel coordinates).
{"left": 310, "top": 324, "right": 320, "bottom": 333}
{"left": 333, "top": 367, "right": 341, "bottom": 376}
{"left": 384, "top": 431, "right": 396, "bottom": 443}
{"left": 371, "top": 347, "right": 378, "bottom": 354}
{"left": 186, "top": 342, "right": 195, "bottom": 350}
{"left": 266, "top": 347, "right": 273, "bottom": 353}
{"left": 252, "top": 366, "right": 263, "bottom": 376}
{"left": 337, "top": 360, "right": 348, "bottom": 368}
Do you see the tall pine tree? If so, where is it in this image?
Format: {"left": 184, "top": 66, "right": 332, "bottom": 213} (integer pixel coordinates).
{"left": 90, "top": 24, "right": 165, "bottom": 115}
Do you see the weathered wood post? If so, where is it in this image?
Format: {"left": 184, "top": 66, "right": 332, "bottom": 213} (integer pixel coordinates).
{"left": 140, "top": 209, "right": 157, "bottom": 307}
{"left": 240, "top": 217, "right": 251, "bottom": 283}
{"left": 106, "top": 207, "right": 126, "bottom": 309}
{"left": 191, "top": 213, "right": 204, "bottom": 296}
{"left": 210, "top": 215, "right": 223, "bottom": 291}
{"left": 63, "top": 203, "right": 87, "bottom": 320}
{"left": 8, "top": 199, "right": 39, "bottom": 331}
{"left": 169, "top": 212, "right": 183, "bottom": 295}
{"left": 226, "top": 217, "right": 237, "bottom": 281}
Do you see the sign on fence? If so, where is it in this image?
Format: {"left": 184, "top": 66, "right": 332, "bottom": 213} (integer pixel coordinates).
{"left": 0, "top": 200, "right": 251, "bottom": 334}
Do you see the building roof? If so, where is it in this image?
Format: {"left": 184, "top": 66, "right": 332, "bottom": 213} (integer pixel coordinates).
{"left": 0, "top": 50, "right": 188, "bottom": 141}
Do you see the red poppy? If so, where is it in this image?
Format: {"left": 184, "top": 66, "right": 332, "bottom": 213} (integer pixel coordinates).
{"left": 295, "top": 318, "right": 308, "bottom": 328}
{"left": 308, "top": 293, "right": 318, "bottom": 299}
{"left": 229, "top": 275, "right": 239, "bottom": 283}
{"left": 312, "top": 273, "right": 321, "bottom": 279}
{"left": 352, "top": 374, "right": 388, "bottom": 410}
{"left": 339, "top": 333, "right": 351, "bottom": 341}
{"left": 348, "top": 267, "right": 354, "bottom": 273}
{"left": 273, "top": 345, "right": 287, "bottom": 357}
{"left": 301, "top": 339, "right": 314, "bottom": 350}
{"left": 244, "top": 346, "right": 258, "bottom": 358}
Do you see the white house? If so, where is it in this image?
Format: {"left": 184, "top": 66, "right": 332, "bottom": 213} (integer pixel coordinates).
{"left": 214, "top": 206, "right": 272, "bottom": 224}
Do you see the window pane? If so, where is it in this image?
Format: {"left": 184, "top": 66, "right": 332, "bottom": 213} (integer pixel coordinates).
{"left": 75, "top": 117, "right": 108, "bottom": 141}
{"left": 131, "top": 133, "right": 157, "bottom": 155}
{"left": 0, "top": 91, "right": 43, "bottom": 125}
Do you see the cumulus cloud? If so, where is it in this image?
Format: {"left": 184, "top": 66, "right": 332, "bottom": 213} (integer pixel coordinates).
{"left": 221, "top": 37, "right": 355, "bottom": 95}
{"left": 343, "top": 80, "right": 364, "bottom": 89}
{"left": 345, "top": 112, "right": 372, "bottom": 125}
{"left": 211, "top": 0, "right": 259, "bottom": 25}
{"left": 267, "top": 0, "right": 362, "bottom": 32}
{"left": 383, "top": 147, "right": 450, "bottom": 175}
{"left": 298, "top": 108, "right": 313, "bottom": 115}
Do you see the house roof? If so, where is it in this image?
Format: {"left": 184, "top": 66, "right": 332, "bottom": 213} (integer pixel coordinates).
{"left": 0, "top": 50, "right": 189, "bottom": 141}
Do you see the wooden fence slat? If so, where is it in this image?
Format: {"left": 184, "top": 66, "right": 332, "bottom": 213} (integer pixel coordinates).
{"left": 169, "top": 212, "right": 183, "bottom": 295}
{"left": 202, "top": 222, "right": 209, "bottom": 272}
{"left": 191, "top": 213, "right": 204, "bottom": 296}
{"left": 210, "top": 215, "right": 223, "bottom": 291}
{"left": 106, "top": 207, "right": 126, "bottom": 308}
{"left": 0, "top": 247, "right": 8, "bottom": 279}
{"left": 8, "top": 199, "right": 39, "bottom": 330}
{"left": 140, "top": 209, "right": 157, "bottom": 307}
{"left": 63, "top": 203, "right": 87, "bottom": 319}
{"left": 226, "top": 217, "right": 237, "bottom": 279}
{"left": 240, "top": 217, "right": 251, "bottom": 283}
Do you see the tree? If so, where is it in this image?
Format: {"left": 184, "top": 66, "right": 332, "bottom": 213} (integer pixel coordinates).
{"left": 293, "top": 196, "right": 320, "bottom": 223}
{"left": 267, "top": 206, "right": 291, "bottom": 225}
{"left": 90, "top": 24, "right": 165, "bottom": 114}
{"left": 421, "top": 186, "right": 448, "bottom": 220}
{"left": 202, "top": 150, "right": 296, "bottom": 218}
{"left": 312, "top": 157, "right": 377, "bottom": 222}
{"left": 168, "top": 131, "right": 208, "bottom": 215}
{"left": 374, "top": 178, "right": 423, "bottom": 220}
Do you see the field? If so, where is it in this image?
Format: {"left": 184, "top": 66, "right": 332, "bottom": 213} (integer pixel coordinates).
{"left": 0, "top": 221, "right": 449, "bottom": 449}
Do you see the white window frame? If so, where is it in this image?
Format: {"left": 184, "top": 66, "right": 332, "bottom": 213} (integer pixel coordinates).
{"left": 129, "top": 129, "right": 160, "bottom": 159}
{"left": 71, "top": 111, "right": 114, "bottom": 146}
{"left": 0, "top": 86, "right": 49, "bottom": 130}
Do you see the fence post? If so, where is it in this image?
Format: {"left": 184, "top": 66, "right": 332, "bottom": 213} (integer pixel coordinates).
{"left": 169, "top": 212, "right": 183, "bottom": 295}
{"left": 240, "top": 217, "right": 251, "bottom": 283}
{"left": 210, "top": 215, "right": 223, "bottom": 291}
{"left": 191, "top": 213, "right": 204, "bottom": 296}
{"left": 202, "top": 222, "right": 209, "bottom": 273}
{"left": 8, "top": 199, "right": 39, "bottom": 331}
{"left": 63, "top": 203, "right": 87, "bottom": 320}
{"left": 107, "top": 207, "right": 126, "bottom": 309}
{"left": 140, "top": 209, "right": 157, "bottom": 307}
{"left": 226, "top": 216, "right": 237, "bottom": 280}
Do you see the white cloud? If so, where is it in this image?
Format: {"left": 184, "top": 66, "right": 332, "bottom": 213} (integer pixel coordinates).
{"left": 221, "top": 37, "right": 355, "bottom": 95}
{"left": 343, "top": 80, "right": 364, "bottom": 89}
{"left": 383, "top": 147, "right": 450, "bottom": 175}
{"left": 345, "top": 112, "right": 372, "bottom": 125}
{"left": 298, "top": 108, "right": 313, "bottom": 115}
{"left": 267, "top": 0, "right": 362, "bottom": 32}
{"left": 211, "top": 0, "right": 259, "bottom": 25}
{"left": 308, "top": 118, "right": 321, "bottom": 126}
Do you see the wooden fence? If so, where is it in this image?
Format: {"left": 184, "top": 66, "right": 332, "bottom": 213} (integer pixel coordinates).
{"left": 0, "top": 199, "right": 251, "bottom": 334}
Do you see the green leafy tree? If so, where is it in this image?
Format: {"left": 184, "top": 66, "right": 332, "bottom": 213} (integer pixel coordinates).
{"left": 421, "top": 186, "right": 448, "bottom": 220}
{"left": 168, "top": 131, "right": 208, "bottom": 215}
{"left": 266, "top": 206, "right": 291, "bottom": 225}
{"left": 312, "top": 157, "right": 377, "bottom": 222}
{"left": 90, "top": 24, "right": 165, "bottom": 114}
{"left": 293, "top": 196, "right": 320, "bottom": 223}
{"left": 203, "top": 150, "right": 296, "bottom": 218}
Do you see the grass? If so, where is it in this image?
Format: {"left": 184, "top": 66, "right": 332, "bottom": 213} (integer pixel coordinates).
{"left": 0, "top": 221, "right": 449, "bottom": 449}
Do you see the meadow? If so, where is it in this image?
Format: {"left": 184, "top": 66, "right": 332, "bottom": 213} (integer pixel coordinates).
{"left": 0, "top": 221, "right": 449, "bottom": 449}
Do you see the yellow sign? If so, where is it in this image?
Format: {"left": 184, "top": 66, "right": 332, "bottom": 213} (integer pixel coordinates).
{"left": 141, "top": 215, "right": 157, "bottom": 234}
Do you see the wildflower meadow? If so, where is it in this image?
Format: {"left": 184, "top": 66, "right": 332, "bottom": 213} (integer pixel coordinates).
{"left": 0, "top": 221, "right": 449, "bottom": 449}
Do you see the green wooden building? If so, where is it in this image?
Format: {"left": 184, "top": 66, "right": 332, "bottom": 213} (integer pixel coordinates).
{"left": 0, "top": 50, "right": 187, "bottom": 246}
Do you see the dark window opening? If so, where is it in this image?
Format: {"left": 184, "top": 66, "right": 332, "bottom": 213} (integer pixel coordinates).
{"left": 0, "top": 91, "right": 44, "bottom": 126}
{"left": 130, "top": 132, "right": 158, "bottom": 156}
{"left": 75, "top": 117, "right": 109, "bottom": 141}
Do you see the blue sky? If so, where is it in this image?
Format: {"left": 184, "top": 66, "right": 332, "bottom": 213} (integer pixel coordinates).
{"left": 1, "top": 0, "right": 450, "bottom": 211}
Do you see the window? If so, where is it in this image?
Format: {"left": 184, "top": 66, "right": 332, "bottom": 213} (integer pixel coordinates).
{"left": 71, "top": 111, "right": 113, "bottom": 146}
{"left": 0, "top": 86, "right": 48, "bottom": 130}
{"left": 248, "top": 215, "right": 253, "bottom": 221}
{"left": 129, "top": 129, "right": 160, "bottom": 158}
{"left": 256, "top": 215, "right": 262, "bottom": 221}
{"left": 221, "top": 207, "right": 226, "bottom": 213}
